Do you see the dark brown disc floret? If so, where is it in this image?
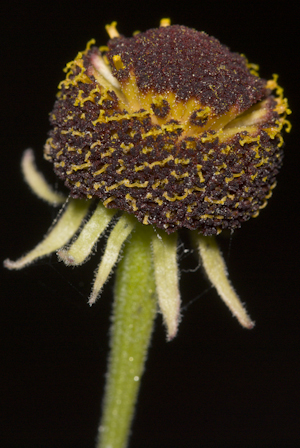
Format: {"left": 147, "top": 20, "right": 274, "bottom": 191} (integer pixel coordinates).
{"left": 45, "top": 23, "right": 291, "bottom": 234}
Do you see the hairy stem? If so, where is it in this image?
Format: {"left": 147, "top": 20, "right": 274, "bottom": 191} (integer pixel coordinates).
{"left": 97, "top": 223, "right": 157, "bottom": 448}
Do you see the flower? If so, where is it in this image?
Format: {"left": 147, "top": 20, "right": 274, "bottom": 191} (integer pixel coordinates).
{"left": 4, "top": 19, "right": 291, "bottom": 340}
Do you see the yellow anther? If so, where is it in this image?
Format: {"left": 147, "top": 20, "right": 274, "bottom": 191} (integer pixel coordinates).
{"left": 105, "top": 22, "right": 120, "bottom": 39}
{"left": 160, "top": 18, "right": 171, "bottom": 27}
{"left": 113, "top": 55, "right": 125, "bottom": 71}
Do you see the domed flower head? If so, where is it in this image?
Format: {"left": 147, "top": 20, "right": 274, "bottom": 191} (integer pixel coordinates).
{"left": 5, "top": 19, "right": 291, "bottom": 339}
{"left": 46, "top": 21, "right": 290, "bottom": 235}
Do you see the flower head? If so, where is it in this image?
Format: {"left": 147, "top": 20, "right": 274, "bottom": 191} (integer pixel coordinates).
{"left": 4, "top": 20, "right": 291, "bottom": 339}
{"left": 45, "top": 20, "right": 290, "bottom": 235}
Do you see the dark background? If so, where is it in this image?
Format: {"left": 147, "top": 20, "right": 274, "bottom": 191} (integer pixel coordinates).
{"left": 1, "top": 1, "right": 299, "bottom": 447}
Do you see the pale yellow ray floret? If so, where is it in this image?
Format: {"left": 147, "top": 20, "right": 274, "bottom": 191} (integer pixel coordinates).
{"left": 4, "top": 146, "right": 254, "bottom": 337}
{"left": 4, "top": 199, "right": 90, "bottom": 270}
{"left": 22, "top": 148, "right": 66, "bottom": 205}
{"left": 193, "top": 234, "right": 254, "bottom": 329}
{"left": 89, "top": 214, "right": 136, "bottom": 305}
{"left": 152, "top": 230, "right": 181, "bottom": 340}
{"left": 58, "top": 203, "right": 117, "bottom": 266}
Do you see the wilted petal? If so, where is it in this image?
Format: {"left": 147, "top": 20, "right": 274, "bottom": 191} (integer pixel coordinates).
{"left": 152, "top": 230, "right": 180, "bottom": 340}
{"left": 4, "top": 199, "right": 90, "bottom": 270}
{"left": 22, "top": 148, "right": 66, "bottom": 205}
{"left": 194, "top": 234, "right": 254, "bottom": 329}
{"left": 89, "top": 214, "right": 136, "bottom": 305}
{"left": 58, "top": 202, "right": 116, "bottom": 266}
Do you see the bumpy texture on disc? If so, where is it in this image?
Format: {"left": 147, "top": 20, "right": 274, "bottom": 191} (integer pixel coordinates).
{"left": 45, "top": 24, "right": 290, "bottom": 234}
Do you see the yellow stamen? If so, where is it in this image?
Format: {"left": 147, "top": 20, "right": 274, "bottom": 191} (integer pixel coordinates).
{"left": 160, "top": 18, "right": 171, "bottom": 27}
{"left": 105, "top": 21, "right": 120, "bottom": 39}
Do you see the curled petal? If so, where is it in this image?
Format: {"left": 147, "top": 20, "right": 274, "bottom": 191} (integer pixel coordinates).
{"left": 58, "top": 202, "right": 116, "bottom": 266}
{"left": 193, "top": 234, "right": 254, "bottom": 329}
{"left": 22, "top": 148, "right": 66, "bottom": 205}
{"left": 89, "top": 214, "right": 136, "bottom": 305}
{"left": 4, "top": 199, "right": 90, "bottom": 270}
{"left": 152, "top": 230, "right": 181, "bottom": 340}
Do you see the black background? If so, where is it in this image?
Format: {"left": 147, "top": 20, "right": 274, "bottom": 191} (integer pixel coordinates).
{"left": 1, "top": 1, "right": 300, "bottom": 447}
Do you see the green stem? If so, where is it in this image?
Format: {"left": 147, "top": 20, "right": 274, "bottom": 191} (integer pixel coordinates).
{"left": 97, "top": 223, "right": 157, "bottom": 448}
